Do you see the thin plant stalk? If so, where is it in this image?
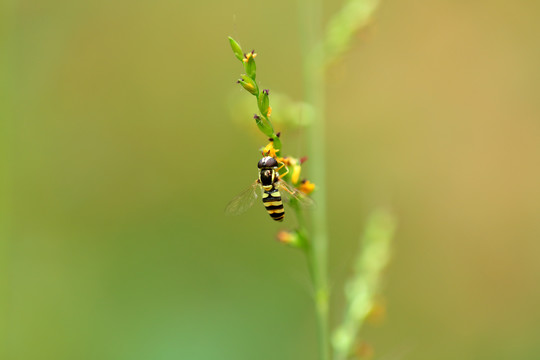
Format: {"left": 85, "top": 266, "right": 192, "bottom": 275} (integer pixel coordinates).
{"left": 298, "top": 0, "right": 330, "bottom": 358}
{"left": 228, "top": 0, "right": 385, "bottom": 355}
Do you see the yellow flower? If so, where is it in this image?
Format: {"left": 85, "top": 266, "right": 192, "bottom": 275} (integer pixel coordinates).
{"left": 291, "top": 164, "right": 302, "bottom": 184}
{"left": 276, "top": 230, "right": 296, "bottom": 244}
{"left": 298, "top": 179, "right": 315, "bottom": 195}
{"left": 242, "top": 50, "right": 257, "bottom": 62}
{"left": 276, "top": 230, "right": 304, "bottom": 248}
{"left": 266, "top": 106, "right": 272, "bottom": 117}
{"left": 282, "top": 157, "right": 301, "bottom": 184}
{"left": 278, "top": 156, "right": 291, "bottom": 166}
{"left": 273, "top": 156, "right": 303, "bottom": 184}
{"left": 261, "top": 141, "right": 279, "bottom": 158}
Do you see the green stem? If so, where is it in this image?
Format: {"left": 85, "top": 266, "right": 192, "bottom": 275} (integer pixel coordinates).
{"left": 298, "top": 0, "right": 330, "bottom": 359}
{"left": 292, "top": 204, "right": 313, "bottom": 280}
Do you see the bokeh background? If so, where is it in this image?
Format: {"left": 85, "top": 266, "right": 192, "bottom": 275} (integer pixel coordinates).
{"left": 2, "top": 0, "right": 540, "bottom": 359}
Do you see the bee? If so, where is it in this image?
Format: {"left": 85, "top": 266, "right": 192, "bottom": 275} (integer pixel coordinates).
{"left": 226, "top": 156, "right": 313, "bottom": 221}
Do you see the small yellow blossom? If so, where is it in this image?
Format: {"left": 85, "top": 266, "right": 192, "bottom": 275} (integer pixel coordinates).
{"left": 291, "top": 164, "right": 302, "bottom": 184}
{"left": 298, "top": 179, "right": 315, "bottom": 195}
{"left": 276, "top": 230, "right": 295, "bottom": 244}
{"left": 267, "top": 106, "right": 272, "bottom": 117}
{"left": 278, "top": 156, "right": 291, "bottom": 166}
{"left": 242, "top": 51, "right": 257, "bottom": 62}
{"left": 274, "top": 156, "right": 303, "bottom": 184}
{"left": 276, "top": 230, "right": 304, "bottom": 248}
{"left": 281, "top": 157, "right": 301, "bottom": 184}
{"left": 262, "top": 141, "right": 279, "bottom": 158}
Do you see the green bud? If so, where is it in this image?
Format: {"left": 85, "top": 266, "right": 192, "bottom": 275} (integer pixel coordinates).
{"left": 228, "top": 36, "right": 244, "bottom": 61}
{"left": 271, "top": 133, "right": 282, "bottom": 151}
{"left": 237, "top": 74, "right": 258, "bottom": 96}
{"left": 258, "top": 89, "right": 270, "bottom": 116}
{"left": 243, "top": 50, "right": 257, "bottom": 80}
{"left": 253, "top": 114, "right": 273, "bottom": 137}
{"left": 277, "top": 230, "right": 307, "bottom": 249}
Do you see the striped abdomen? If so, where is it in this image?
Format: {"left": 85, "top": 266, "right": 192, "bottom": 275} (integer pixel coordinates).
{"left": 262, "top": 187, "right": 285, "bottom": 222}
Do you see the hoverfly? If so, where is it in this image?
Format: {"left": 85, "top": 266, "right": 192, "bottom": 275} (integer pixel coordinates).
{"left": 226, "top": 156, "right": 313, "bottom": 221}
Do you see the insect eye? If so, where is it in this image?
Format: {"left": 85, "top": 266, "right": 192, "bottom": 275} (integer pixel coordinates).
{"left": 258, "top": 156, "right": 277, "bottom": 168}
{"left": 266, "top": 157, "right": 278, "bottom": 167}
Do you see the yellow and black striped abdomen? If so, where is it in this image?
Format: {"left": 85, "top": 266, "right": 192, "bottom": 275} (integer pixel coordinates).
{"left": 262, "top": 188, "right": 285, "bottom": 222}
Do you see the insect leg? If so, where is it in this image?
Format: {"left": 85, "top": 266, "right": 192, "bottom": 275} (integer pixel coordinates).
{"left": 279, "top": 182, "right": 295, "bottom": 196}
{"left": 277, "top": 162, "right": 289, "bottom": 179}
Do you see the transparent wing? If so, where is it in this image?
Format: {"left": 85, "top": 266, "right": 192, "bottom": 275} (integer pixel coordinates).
{"left": 225, "top": 180, "right": 261, "bottom": 215}
{"left": 277, "top": 179, "right": 315, "bottom": 208}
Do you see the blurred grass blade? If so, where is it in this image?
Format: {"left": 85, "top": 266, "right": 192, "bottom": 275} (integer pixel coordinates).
{"left": 324, "top": 0, "right": 380, "bottom": 64}
{"left": 332, "top": 208, "right": 396, "bottom": 360}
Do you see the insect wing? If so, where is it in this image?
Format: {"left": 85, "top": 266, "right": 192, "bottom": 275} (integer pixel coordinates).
{"left": 277, "top": 179, "right": 315, "bottom": 208}
{"left": 225, "top": 181, "right": 261, "bottom": 215}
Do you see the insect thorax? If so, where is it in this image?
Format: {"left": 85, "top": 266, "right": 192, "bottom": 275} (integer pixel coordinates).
{"left": 259, "top": 168, "right": 276, "bottom": 190}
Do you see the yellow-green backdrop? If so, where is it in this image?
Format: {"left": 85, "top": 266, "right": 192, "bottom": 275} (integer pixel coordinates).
{"left": 2, "top": 0, "right": 540, "bottom": 359}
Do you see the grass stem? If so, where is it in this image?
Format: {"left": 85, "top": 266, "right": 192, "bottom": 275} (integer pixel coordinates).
{"left": 298, "top": 0, "right": 330, "bottom": 358}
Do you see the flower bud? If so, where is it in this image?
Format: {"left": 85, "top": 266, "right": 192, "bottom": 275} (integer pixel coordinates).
{"left": 258, "top": 89, "right": 270, "bottom": 117}
{"left": 237, "top": 74, "right": 258, "bottom": 96}
{"left": 280, "top": 156, "right": 292, "bottom": 166}
{"left": 271, "top": 133, "right": 282, "bottom": 152}
{"left": 228, "top": 36, "right": 244, "bottom": 61}
{"left": 291, "top": 163, "right": 302, "bottom": 185}
{"left": 276, "top": 230, "right": 304, "bottom": 248}
{"left": 261, "top": 140, "right": 279, "bottom": 158}
{"left": 243, "top": 50, "right": 257, "bottom": 80}
{"left": 298, "top": 179, "right": 315, "bottom": 195}
{"left": 254, "top": 114, "right": 273, "bottom": 137}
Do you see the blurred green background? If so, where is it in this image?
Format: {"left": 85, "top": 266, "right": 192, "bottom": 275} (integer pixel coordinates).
{"left": 2, "top": 0, "right": 540, "bottom": 359}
